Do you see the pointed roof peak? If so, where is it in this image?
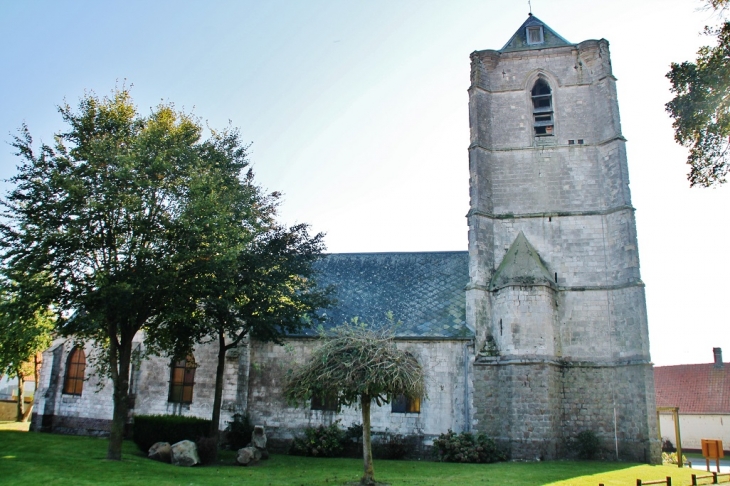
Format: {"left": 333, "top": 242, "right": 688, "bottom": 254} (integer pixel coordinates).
{"left": 501, "top": 15, "right": 572, "bottom": 52}
{"left": 489, "top": 231, "right": 556, "bottom": 291}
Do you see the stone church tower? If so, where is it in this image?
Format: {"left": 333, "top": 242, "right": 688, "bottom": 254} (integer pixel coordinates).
{"left": 466, "top": 15, "right": 660, "bottom": 462}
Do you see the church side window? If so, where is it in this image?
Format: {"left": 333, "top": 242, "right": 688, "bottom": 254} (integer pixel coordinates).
{"left": 168, "top": 355, "right": 196, "bottom": 404}
{"left": 391, "top": 394, "right": 420, "bottom": 414}
{"left": 311, "top": 392, "right": 338, "bottom": 411}
{"left": 531, "top": 79, "right": 553, "bottom": 137}
{"left": 63, "top": 347, "right": 85, "bottom": 396}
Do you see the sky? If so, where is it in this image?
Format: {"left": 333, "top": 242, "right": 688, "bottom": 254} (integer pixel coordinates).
{"left": 0, "top": 0, "right": 727, "bottom": 367}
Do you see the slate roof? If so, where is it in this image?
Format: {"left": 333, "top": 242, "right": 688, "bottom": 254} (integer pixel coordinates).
{"left": 501, "top": 14, "right": 572, "bottom": 52}
{"left": 308, "top": 251, "right": 471, "bottom": 339}
{"left": 654, "top": 362, "right": 730, "bottom": 414}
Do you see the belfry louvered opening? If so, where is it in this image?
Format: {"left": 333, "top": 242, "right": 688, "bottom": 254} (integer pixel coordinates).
{"left": 531, "top": 78, "right": 553, "bottom": 137}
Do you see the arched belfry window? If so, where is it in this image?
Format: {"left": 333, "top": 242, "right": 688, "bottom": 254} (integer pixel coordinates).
{"left": 531, "top": 78, "right": 553, "bottom": 137}
{"left": 63, "top": 347, "right": 86, "bottom": 396}
{"left": 168, "top": 354, "right": 196, "bottom": 404}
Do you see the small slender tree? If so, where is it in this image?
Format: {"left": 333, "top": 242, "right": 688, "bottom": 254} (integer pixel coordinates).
{"left": 284, "top": 320, "right": 425, "bottom": 486}
{"left": 0, "top": 278, "right": 55, "bottom": 422}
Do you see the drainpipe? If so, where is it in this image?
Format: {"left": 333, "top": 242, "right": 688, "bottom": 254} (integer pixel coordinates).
{"left": 464, "top": 341, "right": 471, "bottom": 432}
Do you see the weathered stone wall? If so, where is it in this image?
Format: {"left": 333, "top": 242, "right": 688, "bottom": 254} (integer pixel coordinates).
{"left": 491, "top": 286, "right": 559, "bottom": 357}
{"left": 31, "top": 336, "right": 250, "bottom": 435}
{"left": 473, "top": 361, "right": 562, "bottom": 460}
{"left": 246, "top": 338, "right": 471, "bottom": 447}
{"left": 474, "top": 361, "right": 658, "bottom": 461}
{"left": 467, "top": 32, "right": 658, "bottom": 463}
{"left": 560, "top": 363, "right": 659, "bottom": 462}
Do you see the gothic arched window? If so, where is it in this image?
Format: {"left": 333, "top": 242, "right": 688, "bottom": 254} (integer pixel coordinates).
{"left": 168, "top": 355, "right": 196, "bottom": 404}
{"left": 63, "top": 347, "right": 86, "bottom": 396}
{"left": 531, "top": 78, "right": 553, "bottom": 137}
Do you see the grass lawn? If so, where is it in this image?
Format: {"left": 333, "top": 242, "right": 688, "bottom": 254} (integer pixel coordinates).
{"left": 0, "top": 424, "right": 707, "bottom": 486}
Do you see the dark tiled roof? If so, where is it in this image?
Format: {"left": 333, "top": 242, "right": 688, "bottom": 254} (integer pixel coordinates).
{"left": 310, "top": 251, "right": 471, "bottom": 339}
{"left": 501, "top": 14, "right": 572, "bottom": 52}
{"left": 654, "top": 363, "right": 730, "bottom": 414}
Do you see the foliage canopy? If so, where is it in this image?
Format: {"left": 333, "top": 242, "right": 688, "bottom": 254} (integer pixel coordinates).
{"left": 284, "top": 320, "right": 425, "bottom": 410}
{"left": 285, "top": 320, "right": 425, "bottom": 485}
{"left": 666, "top": 0, "right": 730, "bottom": 186}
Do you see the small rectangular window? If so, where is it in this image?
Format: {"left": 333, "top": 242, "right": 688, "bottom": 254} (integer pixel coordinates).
{"left": 391, "top": 395, "right": 420, "bottom": 414}
{"left": 568, "top": 140, "right": 575, "bottom": 145}
{"left": 578, "top": 139, "right": 584, "bottom": 145}
{"left": 526, "top": 26, "right": 544, "bottom": 45}
{"left": 311, "top": 393, "right": 338, "bottom": 411}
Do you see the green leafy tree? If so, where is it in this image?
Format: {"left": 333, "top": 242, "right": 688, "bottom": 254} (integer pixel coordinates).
{"left": 0, "top": 88, "right": 225, "bottom": 459}
{"left": 0, "top": 279, "right": 54, "bottom": 421}
{"left": 666, "top": 0, "right": 730, "bottom": 186}
{"left": 143, "top": 126, "right": 332, "bottom": 442}
{"left": 284, "top": 321, "right": 425, "bottom": 486}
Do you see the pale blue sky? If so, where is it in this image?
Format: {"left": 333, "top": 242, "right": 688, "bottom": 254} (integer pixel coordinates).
{"left": 1, "top": 0, "right": 728, "bottom": 366}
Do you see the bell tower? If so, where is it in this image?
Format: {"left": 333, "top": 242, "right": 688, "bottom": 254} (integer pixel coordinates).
{"left": 466, "top": 14, "right": 660, "bottom": 462}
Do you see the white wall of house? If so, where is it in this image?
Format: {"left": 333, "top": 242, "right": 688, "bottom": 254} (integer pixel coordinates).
{"left": 659, "top": 413, "right": 730, "bottom": 451}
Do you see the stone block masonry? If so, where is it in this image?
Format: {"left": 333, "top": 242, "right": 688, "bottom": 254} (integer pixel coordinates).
{"left": 467, "top": 15, "right": 659, "bottom": 463}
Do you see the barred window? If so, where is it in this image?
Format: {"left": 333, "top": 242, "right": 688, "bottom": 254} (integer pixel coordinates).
{"left": 391, "top": 394, "right": 420, "bottom": 414}
{"left": 168, "top": 355, "right": 196, "bottom": 404}
{"left": 63, "top": 347, "right": 85, "bottom": 396}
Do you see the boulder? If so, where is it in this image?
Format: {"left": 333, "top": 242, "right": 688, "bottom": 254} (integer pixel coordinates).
{"left": 236, "top": 446, "right": 261, "bottom": 466}
{"left": 171, "top": 440, "right": 200, "bottom": 467}
{"left": 252, "top": 425, "right": 267, "bottom": 458}
{"left": 148, "top": 441, "right": 172, "bottom": 463}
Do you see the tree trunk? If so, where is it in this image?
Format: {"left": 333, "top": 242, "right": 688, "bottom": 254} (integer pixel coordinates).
{"left": 34, "top": 352, "right": 41, "bottom": 393}
{"left": 16, "top": 373, "right": 25, "bottom": 422}
{"left": 107, "top": 338, "right": 133, "bottom": 460}
{"left": 361, "top": 394, "right": 375, "bottom": 485}
{"left": 210, "top": 328, "right": 227, "bottom": 443}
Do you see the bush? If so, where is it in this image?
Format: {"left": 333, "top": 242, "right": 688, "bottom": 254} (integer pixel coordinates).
{"left": 132, "top": 414, "right": 212, "bottom": 453}
{"left": 195, "top": 436, "right": 218, "bottom": 465}
{"left": 290, "top": 421, "right": 345, "bottom": 457}
{"left": 574, "top": 430, "right": 601, "bottom": 460}
{"left": 372, "top": 430, "right": 409, "bottom": 460}
{"left": 224, "top": 413, "right": 254, "bottom": 450}
{"left": 662, "top": 451, "right": 687, "bottom": 465}
{"left": 662, "top": 439, "right": 676, "bottom": 453}
{"left": 433, "top": 430, "right": 506, "bottom": 463}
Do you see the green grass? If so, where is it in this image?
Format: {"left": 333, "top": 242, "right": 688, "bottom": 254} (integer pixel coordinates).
{"left": 0, "top": 425, "right": 705, "bottom": 485}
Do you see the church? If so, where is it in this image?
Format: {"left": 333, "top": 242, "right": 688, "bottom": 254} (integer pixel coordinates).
{"left": 30, "top": 15, "right": 661, "bottom": 463}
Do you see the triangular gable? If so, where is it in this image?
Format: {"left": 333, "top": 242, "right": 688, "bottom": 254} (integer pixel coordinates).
{"left": 501, "top": 14, "right": 572, "bottom": 52}
{"left": 489, "top": 231, "right": 556, "bottom": 291}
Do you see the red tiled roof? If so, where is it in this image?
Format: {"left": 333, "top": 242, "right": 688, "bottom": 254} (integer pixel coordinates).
{"left": 654, "top": 363, "right": 730, "bottom": 414}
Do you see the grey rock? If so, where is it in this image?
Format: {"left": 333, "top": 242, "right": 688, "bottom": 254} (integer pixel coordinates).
{"left": 171, "top": 440, "right": 200, "bottom": 467}
{"left": 251, "top": 425, "right": 267, "bottom": 449}
{"left": 236, "top": 446, "right": 261, "bottom": 466}
{"left": 148, "top": 441, "right": 172, "bottom": 463}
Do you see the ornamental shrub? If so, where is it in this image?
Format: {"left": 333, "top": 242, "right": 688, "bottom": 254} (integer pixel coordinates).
{"left": 290, "top": 421, "right": 345, "bottom": 457}
{"left": 372, "top": 429, "right": 409, "bottom": 460}
{"left": 662, "top": 451, "right": 688, "bottom": 465}
{"left": 224, "top": 413, "right": 254, "bottom": 450}
{"left": 132, "top": 414, "right": 212, "bottom": 453}
{"left": 574, "top": 430, "right": 601, "bottom": 460}
{"left": 433, "top": 430, "right": 507, "bottom": 463}
{"left": 195, "top": 436, "right": 219, "bottom": 465}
